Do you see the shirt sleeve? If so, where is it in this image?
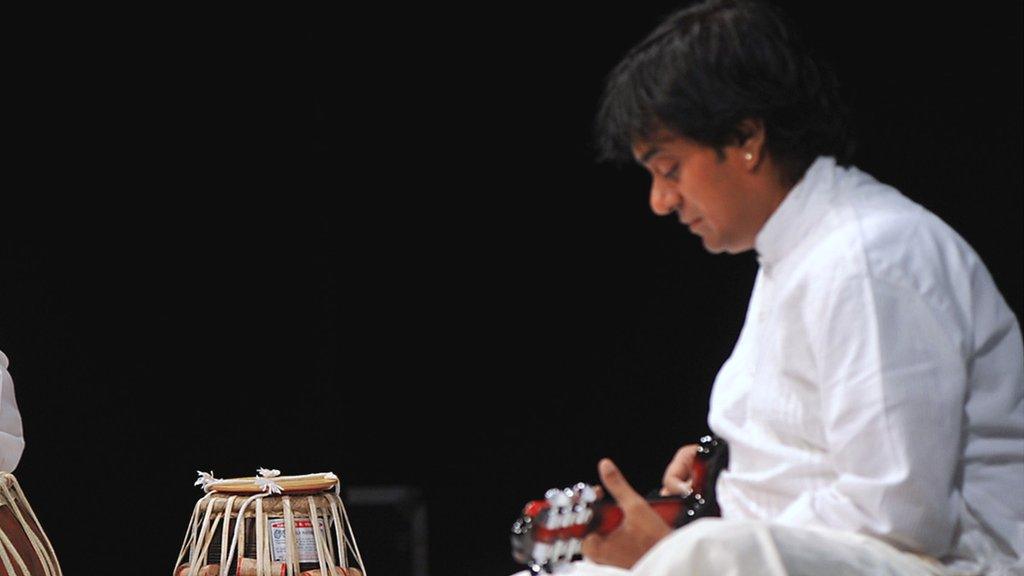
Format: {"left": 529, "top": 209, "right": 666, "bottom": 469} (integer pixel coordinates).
{"left": 0, "top": 351, "right": 26, "bottom": 472}
{"left": 774, "top": 270, "right": 966, "bottom": 557}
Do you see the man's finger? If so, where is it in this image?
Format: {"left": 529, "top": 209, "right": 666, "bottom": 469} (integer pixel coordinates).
{"left": 598, "top": 458, "right": 644, "bottom": 509}
{"left": 662, "top": 445, "right": 696, "bottom": 490}
{"left": 660, "top": 478, "right": 693, "bottom": 497}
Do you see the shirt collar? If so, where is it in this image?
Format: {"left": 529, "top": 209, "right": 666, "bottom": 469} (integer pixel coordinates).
{"left": 754, "top": 155, "right": 838, "bottom": 267}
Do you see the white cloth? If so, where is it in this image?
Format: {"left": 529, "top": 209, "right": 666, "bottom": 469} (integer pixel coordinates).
{"left": 709, "top": 156, "right": 1023, "bottom": 574}
{"left": 633, "top": 518, "right": 949, "bottom": 576}
{"left": 510, "top": 519, "right": 948, "bottom": 576}
{"left": 0, "top": 349, "right": 25, "bottom": 472}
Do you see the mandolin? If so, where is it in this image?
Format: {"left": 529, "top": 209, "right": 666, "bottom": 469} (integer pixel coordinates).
{"left": 510, "top": 435, "right": 727, "bottom": 574}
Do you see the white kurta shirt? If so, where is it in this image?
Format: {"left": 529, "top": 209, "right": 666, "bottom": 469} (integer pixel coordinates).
{"left": 707, "top": 156, "right": 1024, "bottom": 573}
{"left": 0, "top": 349, "right": 25, "bottom": 472}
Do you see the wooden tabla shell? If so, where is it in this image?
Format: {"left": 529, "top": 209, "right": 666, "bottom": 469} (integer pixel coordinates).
{"left": 173, "top": 473, "right": 366, "bottom": 576}
{"left": 0, "top": 472, "right": 62, "bottom": 576}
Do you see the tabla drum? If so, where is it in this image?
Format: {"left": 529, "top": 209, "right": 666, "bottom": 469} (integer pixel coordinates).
{"left": 0, "top": 472, "right": 62, "bottom": 576}
{"left": 173, "top": 470, "right": 366, "bottom": 576}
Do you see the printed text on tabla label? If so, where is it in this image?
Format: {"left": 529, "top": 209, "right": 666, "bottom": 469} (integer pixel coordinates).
{"left": 268, "top": 518, "right": 327, "bottom": 563}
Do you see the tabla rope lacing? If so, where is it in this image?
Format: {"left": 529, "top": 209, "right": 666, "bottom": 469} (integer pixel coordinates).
{"left": 8, "top": 474, "right": 62, "bottom": 576}
{"left": 190, "top": 497, "right": 218, "bottom": 576}
{"left": 0, "top": 528, "right": 28, "bottom": 576}
{"left": 336, "top": 494, "right": 366, "bottom": 574}
{"left": 239, "top": 498, "right": 249, "bottom": 574}
{"left": 283, "top": 496, "right": 298, "bottom": 576}
{"left": 174, "top": 495, "right": 209, "bottom": 575}
{"left": 0, "top": 530, "right": 16, "bottom": 576}
{"left": 306, "top": 496, "right": 330, "bottom": 575}
{"left": 196, "top": 513, "right": 223, "bottom": 572}
{"left": 259, "top": 496, "right": 275, "bottom": 576}
{"left": 258, "top": 498, "right": 271, "bottom": 576}
{"left": 220, "top": 494, "right": 264, "bottom": 576}
{"left": 8, "top": 475, "right": 62, "bottom": 576}
{"left": 330, "top": 477, "right": 366, "bottom": 574}
{"left": 1, "top": 478, "right": 59, "bottom": 576}
{"left": 326, "top": 495, "right": 347, "bottom": 568}
{"left": 176, "top": 469, "right": 221, "bottom": 575}
{"left": 218, "top": 468, "right": 282, "bottom": 576}
{"left": 321, "top": 500, "right": 336, "bottom": 569}
{"left": 219, "top": 496, "right": 237, "bottom": 570}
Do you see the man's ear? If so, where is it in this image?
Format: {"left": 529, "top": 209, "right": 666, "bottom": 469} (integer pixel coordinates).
{"left": 735, "top": 118, "right": 765, "bottom": 147}
{"left": 734, "top": 117, "right": 766, "bottom": 165}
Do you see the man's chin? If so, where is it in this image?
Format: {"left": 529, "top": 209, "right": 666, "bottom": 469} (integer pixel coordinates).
{"left": 701, "top": 238, "right": 751, "bottom": 255}
{"left": 700, "top": 237, "right": 726, "bottom": 254}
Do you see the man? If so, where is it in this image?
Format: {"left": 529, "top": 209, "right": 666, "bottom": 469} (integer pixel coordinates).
{"left": 513, "top": 0, "right": 1024, "bottom": 574}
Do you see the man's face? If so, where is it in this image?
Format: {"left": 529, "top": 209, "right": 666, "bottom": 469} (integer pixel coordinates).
{"left": 631, "top": 130, "right": 764, "bottom": 254}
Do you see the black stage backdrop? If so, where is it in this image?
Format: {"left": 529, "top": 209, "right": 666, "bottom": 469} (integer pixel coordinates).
{"left": 1, "top": 3, "right": 1021, "bottom": 575}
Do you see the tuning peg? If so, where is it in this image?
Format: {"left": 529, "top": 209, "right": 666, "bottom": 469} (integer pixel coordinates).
{"left": 563, "top": 487, "right": 577, "bottom": 504}
{"left": 547, "top": 488, "right": 571, "bottom": 508}
{"left": 575, "top": 483, "right": 597, "bottom": 504}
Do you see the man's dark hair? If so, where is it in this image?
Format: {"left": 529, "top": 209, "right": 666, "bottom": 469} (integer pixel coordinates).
{"left": 593, "top": 0, "right": 855, "bottom": 188}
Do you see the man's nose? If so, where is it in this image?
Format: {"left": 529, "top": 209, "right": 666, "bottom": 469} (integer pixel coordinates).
{"left": 649, "top": 180, "right": 680, "bottom": 216}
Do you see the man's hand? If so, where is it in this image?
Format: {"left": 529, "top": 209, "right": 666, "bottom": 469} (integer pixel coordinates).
{"left": 660, "top": 444, "right": 699, "bottom": 496}
{"left": 580, "top": 459, "right": 671, "bottom": 569}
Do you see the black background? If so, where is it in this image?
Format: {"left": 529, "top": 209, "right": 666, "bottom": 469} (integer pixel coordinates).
{"left": 1, "top": 3, "right": 1021, "bottom": 575}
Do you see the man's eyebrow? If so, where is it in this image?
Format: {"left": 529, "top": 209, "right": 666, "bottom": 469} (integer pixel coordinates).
{"left": 635, "top": 146, "right": 661, "bottom": 165}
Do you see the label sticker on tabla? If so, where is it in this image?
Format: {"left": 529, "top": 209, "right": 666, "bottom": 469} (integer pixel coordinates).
{"left": 268, "top": 518, "right": 327, "bottom": 563}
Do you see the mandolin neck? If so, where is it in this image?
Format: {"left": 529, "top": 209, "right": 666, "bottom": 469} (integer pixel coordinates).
{"left": 588, "top": 497, "right": 690, "bottom": 535}
{"left": 588, "top": 456, "right": 710, "bottom": 535}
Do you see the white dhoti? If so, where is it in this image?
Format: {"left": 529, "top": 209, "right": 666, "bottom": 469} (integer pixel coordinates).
{"left": 511, "top": 518, "right": 960, "bottom": 576}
